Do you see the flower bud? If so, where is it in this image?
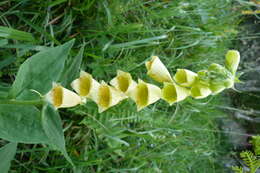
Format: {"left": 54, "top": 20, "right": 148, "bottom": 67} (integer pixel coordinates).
{"left": 162, "top": 82, "right": 190, "bottom": 105}
{"left": 223, "top": 78, "right": 234, "bottom": 88}
{"left": 129, "top": 79, "right": 161, "bottom": 111}
{"left": 46, "top": 83, "right": 81, "bottom": 108}
{"left": 145, "top": 56, "right": 173, "bottom": 83}
{"left": 225, "top": 50, "right": 240, "bottom": 74}
{"left": 110, "top": 70, "right": 137, "bottom": 95}
{"left": 174, "top": 69, "right": 197, "bottom": 87}
{"left": 97, "top": 81, "right": 127, "bottom": 113}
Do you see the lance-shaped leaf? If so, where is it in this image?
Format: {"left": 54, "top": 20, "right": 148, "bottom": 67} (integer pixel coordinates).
{"left": 110, "top": 70, "right": 137, "bottom": 95}
{"left": 97, "top": 81, "right": 127, "bottom": 113}
{"left": 129, "top": 79, "right": 161, "bottom": 111}
{"left": 9, "top": 40, "right": 75, "bottom": 99}
{"left": 225, "top": 50, "right": 240, "bottom": 75}
{"left": 60, "top": 45, "right": 85, "bottom": 87}
{"left": 0, "top": 26, "right": 35, "bottom": 42}
{"left": 45, "top": 83, "right": 81, "bottom": 109}
{"left": 162, "top": 82, "right": 190, "bottom": 105}
{"left": 190, "top": 81, "right": 211, "bottom": 99}
{"left": 0, "top": 142, "right": 17, "bottom": 173}
{"left": 71, "top": 71, "right": 100, "bottom": 103}
{"left": 145, "top": 56, "right": 173, "bottom": 83}
{"left": 174, "top": 69, "right": 197, "bottom": 87}
{"left": 0, "top": 104, "right": 49, "bottom": 144}
{"left": 41, "top": 103, "right": 74, "bottom": 166}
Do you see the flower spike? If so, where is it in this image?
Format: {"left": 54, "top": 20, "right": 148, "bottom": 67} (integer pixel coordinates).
{"left": 46, "top": 83, "right": 81, "bottom": 108}
{"left": 129, "top": 79, "right": 161, "bottom": 111}
{"left": 145, "top": 56, "right": 173, "bottom": 83}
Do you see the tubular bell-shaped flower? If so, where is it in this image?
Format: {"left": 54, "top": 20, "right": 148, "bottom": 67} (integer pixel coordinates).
{"left": 110, "top": 70, "right": 137, "bottom": 95}
{"left": 225, "top": 50, "right": 240, "bottom": 75}
{"left": 145, "top": 56, "right": 173, "bottom": 83}
{"left": 162, "top": 82, "right": 190, "bottom": 105}
{"left": 190, "top": 79, "right": 212, "bottom": 99}
{"left": 129, "top": 79, "right": 161, "bottom": 111}
{"left": 45, "top": 83, "right": 81, "bottom": 108}
{"left": 71, "top": 71, "right": 100, "bottom": 103}
{"left": 97, "top": 81, "right": 127, "bottom": 113}
{"left": 174, "top": 69, "right": 197, "bottom": 87}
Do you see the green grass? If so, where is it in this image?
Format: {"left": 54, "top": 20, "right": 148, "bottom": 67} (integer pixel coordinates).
{"left": 0, "top": 0, "right": 247, "bottom": 172}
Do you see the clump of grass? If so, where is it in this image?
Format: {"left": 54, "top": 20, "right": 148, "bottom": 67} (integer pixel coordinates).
{"left": 0, "top": 0, "right": 244, "bottom": 172}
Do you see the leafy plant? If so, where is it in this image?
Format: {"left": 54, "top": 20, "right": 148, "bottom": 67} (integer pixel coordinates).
{"left": 232, "top": 136, "right": 260, "bottom": 173}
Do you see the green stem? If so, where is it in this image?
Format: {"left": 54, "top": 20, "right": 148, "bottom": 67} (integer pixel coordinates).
{"left": 0, "top": 99, "right": 44, "bottom": 105}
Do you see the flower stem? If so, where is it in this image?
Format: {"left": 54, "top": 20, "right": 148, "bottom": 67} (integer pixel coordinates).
{"left": 0, "top": 99, "right": 44, "bottom": 105}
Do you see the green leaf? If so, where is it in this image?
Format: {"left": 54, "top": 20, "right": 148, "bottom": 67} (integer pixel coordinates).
{"left": 41, "top": 103, "right": 74, "bottom": 166}
{"left": 0, "top": 142, "right": 17, "bottom": 173}
{"left": 0, "top": 104, "right": 49, "bottom": 144}
{"left": 60, "top": 44, "right": 85, "bottom": 87}
{"left": 0, "top": 26, "right": 35, "bottom": 42}
{"left": 0, "top": 56, "right": 16, "bottom": 70}
{"left": 8, "top": 39, "right": 75, "bottom": 98}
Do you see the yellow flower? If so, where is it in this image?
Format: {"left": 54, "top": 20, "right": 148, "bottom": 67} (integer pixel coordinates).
{"left": 225, "top": 50, "right": 240, "bottom": 75}
{"left": 162, "top": 82, "right": 190, "bottom": 105}
{"left": 110, "top": 70, "right": 137, "bottom": 95}
{"left": 46, "top": 83, "right": 81, "bottom": 108}
{"left": 174, "top": 69, "right": 197, "bottom": 87}
{"left": 97, "top": 81, "right": 127, "bottom": 113}
{"left": 129, "top": 79, "right": 161, "bottom": 111}
{"left": 209, "top": 83, "right": 226, "bottom": 95}
{"left": 190, "top": 81, "right": 211, "bottom": 99}
{"left": 145, "top": 56, "right": 173, "bottom": 83}
{"left": 71, "top": 71, "right": 100, "bottom": 103}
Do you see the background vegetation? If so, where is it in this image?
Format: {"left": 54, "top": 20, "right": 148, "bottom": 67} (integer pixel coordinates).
{"left": 0, "top": 0, "right": 259, "bottom": 172}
